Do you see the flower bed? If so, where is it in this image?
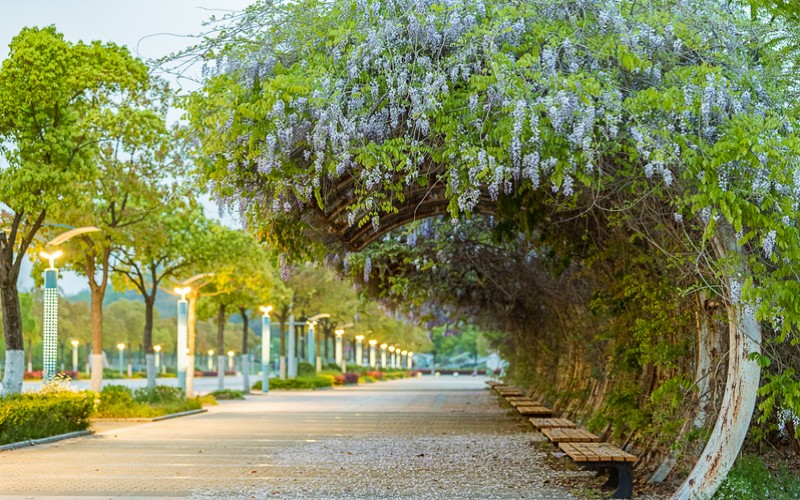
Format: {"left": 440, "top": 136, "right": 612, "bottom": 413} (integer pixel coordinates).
{"left": 23, "top": 370, "right": 80, "bottom": 380}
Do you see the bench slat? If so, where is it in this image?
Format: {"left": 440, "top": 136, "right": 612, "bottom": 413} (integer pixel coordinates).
{"left": 529, "top": 418, "right": 576, "bottom": 429}
{"left": 542, "top": 428, "right": 601, "bottom": 443}
{"left": 559, "top": 442, "right": 636, "bottom": 463}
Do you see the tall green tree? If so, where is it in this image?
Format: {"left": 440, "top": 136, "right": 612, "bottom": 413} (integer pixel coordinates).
{"left": 0, "top": 27, "right": 151, "bottom": 394}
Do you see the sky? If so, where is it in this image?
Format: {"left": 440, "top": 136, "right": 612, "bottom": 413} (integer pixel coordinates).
{"left": 1, "top": 0, "right": 253, "bottom": 294}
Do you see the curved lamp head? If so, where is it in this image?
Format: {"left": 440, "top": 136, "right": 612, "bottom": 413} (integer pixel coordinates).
{"left": 174, "top": 286, "right": 192, "bottom": 301}
{"left": 227, "top": 350, "right": 235, "bottom": 357}
{"left": 153, "top": 345, "right": 162, "bottom": 353}
{"left": 40, "top": 250, "right": 64, "bottom": 269}
{"left": 70, "top": 339, "right": 79, "bottom": 348}
{"left": 259, "top": 305, "right": 273, "bottom": 316}
{"left": 208, "top": 349, "right": 214, "bottom": 356}
{"left": 355, "top": 335, "right": 364, "bottom": 342}
{"left": 380, "top": 343, "right": 388, "bottom": 350}
{"left": 388, "top": 346, "right": 396, "bottom": 352}
{"left": 116, "top": 343, "right": 125, "bottom": 351}
{"left": 335, "top": 329, "right": 344, "bottom": 337}
{"left": 369, "top": 339, "right": 378, "bottom": 346}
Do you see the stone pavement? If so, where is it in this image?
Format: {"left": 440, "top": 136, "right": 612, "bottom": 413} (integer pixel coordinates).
{"left": 0, "top": 376, "right": 576, "bottom": 499}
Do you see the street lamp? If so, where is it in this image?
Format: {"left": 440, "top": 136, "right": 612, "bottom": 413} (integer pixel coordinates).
{"left": 70, "top": 340, "right": 79, "bottom": 374}
{"left": 335, "top": 329, "right": 345, "bottom": 374}
{"left": 260, "top": 305, "right": 273, "bottom": 393}
{"left": 407, "top": 351, "right": 414, "bottom": 369}
{"left": 227, "top": 350, "right": 235, "bottom": 372}
{"left": 308, "top": 313, "right": 330, "bottom": 374}
{"left": 153, "top": 345, "right": 162, "bottom": 374}
{"left": 116, "top": 343, "right": 126, "bottom": 375}
{"left": 388, "top": 346, "right": 396, "bottom": 369}
{"left": 306, "top": 321, "right": 317, "bottom": 366}
{"left": 380, "top": 343, "right": 388, "bottom": 369}
{"left": 174, "top": 286, "right": 191, "bottom": 391}
{"left": 355, "top": 335, "right": 365, "bottom": 366}
{"left": 368, "top": 340, "right": 377, "bottom": 368}
{"left": 207, "top": 349, "right": 214, "bottom": 371}
{"left": 39, "top": 249, "right": 63, "bottom": 382}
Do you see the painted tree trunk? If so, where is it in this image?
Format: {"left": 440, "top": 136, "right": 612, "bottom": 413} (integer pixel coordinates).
{"left": 0, "top": 278, "right": 24, "bottom": 395}
{"left": 279, "top": 319, "right": 286, "bottom": 379}
{"left": 672, "top": 228, "right": 761, "bottom": 499}
{"left": 143, "top": 296, "right": 156, "bottom": 389}
{"left": 240, "top": 307, "right": 249, "bottom": 392}
{"left": 89, "top": 289, "right": 105, "bottom": 392}
{"left": 217, "top": 303, "right": 226, "bottom": 391}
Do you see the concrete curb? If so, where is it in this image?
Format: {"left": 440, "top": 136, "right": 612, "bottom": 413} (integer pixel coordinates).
{"left": 0, "top": 429, "right": 94, "bottom": 452}
{"left": 92, "top": 408, "right": 208, "bottom": 423}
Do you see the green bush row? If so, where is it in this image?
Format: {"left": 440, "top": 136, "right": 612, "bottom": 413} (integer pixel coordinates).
{"left": 0, "top": 390, "right": 94, "bottom": 445}
{"left": 94, "top": 385, "right": 201, "bottom": 418}
{"left": 252, "top": 375, "right": 335, "bottom": 390}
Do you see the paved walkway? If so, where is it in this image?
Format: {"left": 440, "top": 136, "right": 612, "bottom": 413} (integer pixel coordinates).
{"left": 0, "top": 376, "right": 575, "bottom": 499}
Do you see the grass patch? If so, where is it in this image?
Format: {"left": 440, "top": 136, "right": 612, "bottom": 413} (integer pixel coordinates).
{"left": 714, "top": 455, "right": 800, "bottom": 499}
{"left": 0, "top": 387, "right": 94, "bottom": 445}
{"left": 208, "top": 389, "right": 245, "bottom": 400}
{"left": 252, "top": 375, "right": 334, "bottom": 390}
{"left": 94, "top": 385, "right": 202, "bottom": 418}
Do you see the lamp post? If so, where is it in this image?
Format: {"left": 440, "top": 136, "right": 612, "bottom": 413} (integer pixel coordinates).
{"left": 116, "top": 343, "right": 126, "bottom": 375}
{"left": 307, "top": 314, "right": 331, "bottom": 374}
{"left": 335, "top": 329, "right": 345, "bottom": 374}
{"left": 174, "top": 286, "right": 191, "bottom": 391}
{"left": 401, "top": 350, "right": 408, "bottom": 369}
{"left": 287, "top": 314, "right": 297, "bottom": 378}
{"left": 70, "top": 340, "right": 79, "bottom": 374}
{"left": 388, "top": 346, "right": 396, "bottom": 369}
{"left": 39, "top": 249, "right": 63, "bottom": 383}
{"left": 206, "top": 349, "right": 213, "bottom": 371}
{"left": 260, "top": 305, "right": 272, "bottom": 393}
{"left": 38, "top": 226, "right": 100, "bottom": 385}
{"left": 227, "top": 350, "right": 235, "bottom": 372}
{"left": 407, "top": 351, "right": 414, "bottom": 369}
{"left": 153, "top": 345, "right": 162, "bottom": 374}
{"left": 355, "top": 335, "right": 364, "bottom": 366}
{"left": 369, "top": 340, "right": 377, "bottom": 368}
{"left": 380, "top": 344, "right": 388, "bottom": 369}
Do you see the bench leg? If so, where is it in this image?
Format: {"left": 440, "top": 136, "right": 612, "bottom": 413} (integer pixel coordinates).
{"left": 609, "top": 463, "right": 633, "bottom": 499}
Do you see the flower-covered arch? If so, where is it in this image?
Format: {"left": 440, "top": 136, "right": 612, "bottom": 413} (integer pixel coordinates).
{"left": 181, "top": 0, "right": 800, "bottom": 496}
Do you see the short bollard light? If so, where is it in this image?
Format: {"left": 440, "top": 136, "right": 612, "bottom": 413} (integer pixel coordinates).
{"left": 153, "top": 345, "right": 162, "bottom": 374}
{"left": 307, "top": 320, "right": 317, "bottom": 365}
{"left": 388, "top": 346, "right": 396, "bottom": 369}
{"left": 260, "top": 305, "right": 273, "bottom": 392}
{"left": 207, "top": 349, "right": 215, "bottom": 371}
{"left": 174, "top": 286, "right": 192, "bottom": 391}
{"left": 401, "top": 350, "right": 408, "bottom": 368}
{"left": 227, "top": 350, "right": 235, "bottom": 372}
{"left": 368, "top": 339, "right": 378, "bottom": 368}
{"left": 407, "top": 351, "right": 414, "bottom": 369}
{"left": 380, "top": 343, "right": 388, "bottom": 369}
{"left": 70, "top": 339, "right": 79, "bottom": 374}
{"left": 355, "top": 335, "right": 365, "bottom": 366}
{"left": 116, "top": 343, "right": 126, "bottom": 375}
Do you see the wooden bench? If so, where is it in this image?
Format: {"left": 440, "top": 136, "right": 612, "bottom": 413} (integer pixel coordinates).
{"left": 515, "top": 405, "right": 553, "bottom": 417}
{"left": 559, "top": 442, "right": 637, "bottom": 499}
{"left": 496, "top": 388, "right": 525, "bottom": 397}
{"left": 486, "top": 381, "right": 504, "bottom": 388}
{"left": 542, "top": 428, "right": 600, "bottom": 444}
{"left": 507, "top": 398, "right": 540, "bottom": 407}
{"left": 529, "top": 417, "right": 576, "bottom": 429}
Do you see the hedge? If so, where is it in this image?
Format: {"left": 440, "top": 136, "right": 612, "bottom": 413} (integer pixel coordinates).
{"left": 252, "top": 375, "right": 335, "bottom": 390}
{"left": 95, "top": 385, "right": 201, "bottom": 418}
{"left": 0, "top": 391, "right": 94, "bottom": 445}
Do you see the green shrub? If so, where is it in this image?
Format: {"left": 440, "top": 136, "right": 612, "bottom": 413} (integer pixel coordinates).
{"left": 95, "top": 384, "right": 201, "bottom": 418}
{"left": 297, "top": 362, "right": 316, "bottom": 376}
{"left": 715, "top": 455, "right": 800, "bottom": 499}
{"left": 0, "top": 390, "right": 95, "bottom": 445}
{"left": 252, "top": 376, "right": 334, "bottom": 390}
{"left": 208, "top": 389, "right": 245, "bottom": 400}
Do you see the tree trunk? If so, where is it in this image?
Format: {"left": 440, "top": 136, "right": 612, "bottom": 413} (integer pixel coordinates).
{"left": 673, "top": 227, "right": 762, "bottom": 499}
{"left": 1, "top": 277, "right": 24, "bottom": 395}
{"left": 89, "top": 285, "right": 105, "bottom": 392}
{"left": 240, "top": 306, "right": 249, "bottom": 393}
{"left": 217, "top": 303, "right": 226, "bottom": 391}
{"left": 186, "top": 294, "right": 198, "bottom": 397}
{"left": 279, "top": 318, "right": 286, "bottom": 379}
{"left": 144, "top": 296, "right": 156, "bottom": 388}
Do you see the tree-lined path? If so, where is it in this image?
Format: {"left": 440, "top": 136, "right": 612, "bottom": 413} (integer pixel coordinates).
{"left": 0, "top": 377, "right": 576, "bottom": 499}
